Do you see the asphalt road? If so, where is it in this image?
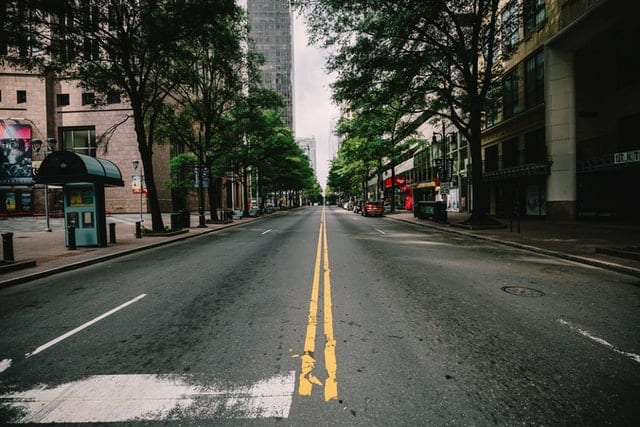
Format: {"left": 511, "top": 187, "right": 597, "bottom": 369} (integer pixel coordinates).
{"left": 0, "top": 206, "right": 638, "bottom": 425}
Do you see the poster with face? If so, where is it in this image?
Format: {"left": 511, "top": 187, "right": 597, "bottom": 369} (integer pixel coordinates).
{"left": 0, "top": 124, "right": 33, "bottom": 185}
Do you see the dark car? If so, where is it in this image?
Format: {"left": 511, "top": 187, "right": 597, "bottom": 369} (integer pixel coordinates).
{"left": 362, "top": 201, "right": 384, "bottom": 217}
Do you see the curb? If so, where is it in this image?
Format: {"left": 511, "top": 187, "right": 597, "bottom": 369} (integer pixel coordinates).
{"left": 0, "top": 218, "right": 255, "bottom": 289}
{"left": 385, "top": 215, "right": 640, "bottom": 279}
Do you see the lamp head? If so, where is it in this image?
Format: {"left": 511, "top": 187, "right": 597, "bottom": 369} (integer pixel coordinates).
{"left": 132, "top": 160, "right": 140, "bottom": 170}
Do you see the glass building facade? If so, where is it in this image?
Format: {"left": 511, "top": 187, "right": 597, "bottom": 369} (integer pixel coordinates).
{"left": 246, "top": 0, "right": 294, "bottom": 131}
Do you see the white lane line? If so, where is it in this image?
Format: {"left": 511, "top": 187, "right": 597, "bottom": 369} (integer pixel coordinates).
{"left": 558, "top": 318, "right": 640, "bottom": 364}
{"left": 262, "top": 229, "right": 272, "bottom": 235}
{"left": 374, "top": 228, "right": 386, "bottom": 235}
{"left": 0, "top": 371, "right": 296, "bottom": 423}
{"left": 0, "top": 358, "right": 11, "bottom": 373}
{"left": 25, "top": 294, "right": 147, "bottom": 359}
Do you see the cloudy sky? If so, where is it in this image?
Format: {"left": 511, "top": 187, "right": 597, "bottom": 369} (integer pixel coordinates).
{"left": 292, "top": 12, "right": 339, "bottom": 190}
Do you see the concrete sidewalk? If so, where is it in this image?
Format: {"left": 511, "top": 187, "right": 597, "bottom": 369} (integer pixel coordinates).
{"left": 385, "top": 210, "right": 640, "bottom": 278}
{"left": 0, "top": 213, "right": 262, "bottom": 288}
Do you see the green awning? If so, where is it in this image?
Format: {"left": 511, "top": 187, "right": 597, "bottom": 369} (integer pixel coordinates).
{"left": 35, "top": 151, "right": 124, "bottom": 187}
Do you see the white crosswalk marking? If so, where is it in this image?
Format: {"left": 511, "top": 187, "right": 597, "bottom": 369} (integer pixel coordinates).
{"left": 0, "top": 371, "right": 296, "bottom": 423}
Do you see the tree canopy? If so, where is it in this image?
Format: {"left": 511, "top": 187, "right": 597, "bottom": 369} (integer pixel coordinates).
{"left": 2, "top": 0, "right": 242, "bottom": 231}
{"left": 293, "top": 0, "right": 503, "bottom": 221}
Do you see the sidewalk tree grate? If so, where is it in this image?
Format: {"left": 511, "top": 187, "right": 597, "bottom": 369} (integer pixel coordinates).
{"left": 501, "top": 286, "right": 545, "bottom": 297}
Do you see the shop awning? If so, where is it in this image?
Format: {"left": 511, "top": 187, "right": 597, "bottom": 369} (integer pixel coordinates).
{"left": 409, "top": 181, "right": 436, "bottom": 190}
{"left": 34, "top": 151, "right": 124, "bottom": 187}
{"left": 483, "top": 161, "right": 552, "bottom": 182}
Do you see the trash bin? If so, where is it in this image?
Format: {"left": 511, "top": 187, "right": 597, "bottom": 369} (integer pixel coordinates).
{"left": 434, "top": 201, "right": 447, "bottom": 223}
{"left": 416, "top": 201, "right": 447, "bottom": 223}
{"left": 170, "top": 213, "right": 181, "bottom": 231}
{"left": 109, "top": 222, "right": 116, "bottom": 244}
{"left": 416, "top": 201, "right": 435, "bottom": 220}
{"left": 2, "top": 232, "right": 14, "bottom": 261}
{"left": 181, "top": 209, "right": 190, "bottom": 228}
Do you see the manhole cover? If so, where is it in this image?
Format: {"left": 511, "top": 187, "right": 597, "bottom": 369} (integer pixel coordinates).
{"left": 502, "top": 286, "right": 545, "bottom": 297}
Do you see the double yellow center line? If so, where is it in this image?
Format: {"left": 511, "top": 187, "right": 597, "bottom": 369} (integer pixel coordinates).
{"left": 299, "top": 207, "right": 338, "bottom": 401}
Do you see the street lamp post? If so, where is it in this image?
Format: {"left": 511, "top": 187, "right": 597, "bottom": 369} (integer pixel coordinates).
{"left": 433, "top": 122, "right": 455, "bottom": 223}
{"left": 32, "top": 138, "right": 57, "bottom": 232}
{"left": 197, "top": 129, "right": 206, "bottom": 228}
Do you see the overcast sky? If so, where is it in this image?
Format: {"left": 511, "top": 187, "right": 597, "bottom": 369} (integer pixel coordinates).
{"left": 292, "top": 12, "right": 338, "bottom": 191}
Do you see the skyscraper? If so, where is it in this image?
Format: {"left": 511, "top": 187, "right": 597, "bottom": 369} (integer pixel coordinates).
{"left": 245, "top": 0, "right": 294, "bottom": 131}
{"left": 296, "top": 137, "right": 317, "bottom": 175}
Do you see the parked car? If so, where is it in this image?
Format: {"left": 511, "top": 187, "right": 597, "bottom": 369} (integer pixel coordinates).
{"left": 362, "top": 201, "right": 384, "bottom": 217}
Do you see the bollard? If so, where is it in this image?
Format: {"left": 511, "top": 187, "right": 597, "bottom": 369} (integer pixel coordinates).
{"left": 135, "top": 221, "right": 142, "bottom": 239}
{"left": 170, "top": 213, "right": 180, "bottom": 232}
{"left": 67, "top": 226, "right": 77, "bottom": 250}
{"left": 2, "top": 232, "right": 15, "bottom": 262}
{"left": 109, "top": 222, "right": 116, "bottom": 244}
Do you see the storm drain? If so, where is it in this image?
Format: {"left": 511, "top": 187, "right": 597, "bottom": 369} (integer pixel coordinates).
{"left": 502, "top": 286, "right": 545, "bottom": 297}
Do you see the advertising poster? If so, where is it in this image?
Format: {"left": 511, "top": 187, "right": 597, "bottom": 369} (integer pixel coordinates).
{"left": 132, "top": 175, "right": 147, "bottom": 194}
{"left": 447, "top": 188, "right": 460, "bottom": 212}
{"left": 526, "top": 184, "right": 546, "bottom": 216}
{"left": 21, "top": 192, "right": 32, "bottom": 211}
{"left": 5, "top": 192, "right": 16, "bottom": 211}
{"left": 0, "top": 124, "right": 33, "bottom": 185}
{"left": 193, "top": 166, "right": 209, "bottom": 188}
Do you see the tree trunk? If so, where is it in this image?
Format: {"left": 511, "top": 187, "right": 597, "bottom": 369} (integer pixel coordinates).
{"left": 242, "top": 165, "right": 249, "bottom": 217}
{"left": 468, "top": 98, "right": 489, "bottom": 224}
{"left": 390, "top": 167, "right": 396, "bottom": 213}
{"left": 132, "top": 108, "right": 164, "bottom": 232}
{"left": 208, "top": 175, "right": 221, "bottom": 222}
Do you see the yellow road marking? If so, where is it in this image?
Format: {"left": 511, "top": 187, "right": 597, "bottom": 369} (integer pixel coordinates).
{"left": 299, "top": 208, "right": 338, "bottom": 401}
{"left": 322, "top": 212, "right": 338, "bottom": 401}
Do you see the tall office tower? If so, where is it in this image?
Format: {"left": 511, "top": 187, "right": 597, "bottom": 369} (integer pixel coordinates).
{"left": 245, "top": 0, "right": 294, "bottom": 131}
{"left": 296, "top": 137, "right": 317, "bottom": 175}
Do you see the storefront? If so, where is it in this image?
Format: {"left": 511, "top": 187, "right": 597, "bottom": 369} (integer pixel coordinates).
{"left": 1, "top": 122, "right": 34, "bottom": 215}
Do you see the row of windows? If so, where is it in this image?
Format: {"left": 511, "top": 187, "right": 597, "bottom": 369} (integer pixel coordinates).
{"left": 0, "top": 90, "right": 27, "bottom": 104}
{"left": 57, "top": 92, "right": 121, "bottom": 107}
{"left": 492, "top": 48, "right": 544, "bottom": 124}
{"left": 495, "top": 0, "right": 548, "bottom": 125}
{"left": 501, "top": 0, "right": 547, "bottom": 52}
{"left": 0, "top": 89, "right": 120, "bottom": 106}
{"left": 484, "top": 128, "right": 546, "bottom": 172}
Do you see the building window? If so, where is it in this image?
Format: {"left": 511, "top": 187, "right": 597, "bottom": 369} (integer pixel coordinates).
{"left": 525, "top": 50, "right": 544, "bottom": 108}
{"left": 501, "top": 0, "right": 519, "bottom": 53}
{"left": 81, "top": 92, "right": 95, "bottom": 106}
{"left": 56, "top": 93, "right": 70, "bottom": 107}
{"left": 617, "top": 50, "right": 640, "bottom": 89}
{"left": 524, "top": 0, "right": 546, "bottom": 37}
{"left": 484, "top": 145, "right": 499, "bottom": 172}
{"left": 61, "top": 127, "right": 96, "bottom": 157}
{"left": 524, "top": 128, "right": 546, "bottom": 163}
{"left": 502, "top": 68, "right": 519, "bottom": 119}
{"left": 107, "top": 91, "right": 121, "bottom": 104}
{"left": 52, "top": 9, "right": 76, "bottom": 62}
{"left": 502, "top": 138, "right": 520, "bottom": 168}
{"left": 17, "top": 90, "right": 27, "bottom": 104}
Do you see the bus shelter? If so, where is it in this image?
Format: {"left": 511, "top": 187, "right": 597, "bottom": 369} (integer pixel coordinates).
{"left": 35, "top": 151, "right": 124, "bottom": 247}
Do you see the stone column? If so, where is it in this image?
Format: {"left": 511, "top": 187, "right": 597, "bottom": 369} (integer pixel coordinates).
{"left": 545, "top": 45, "right": 577, "bottom": 220}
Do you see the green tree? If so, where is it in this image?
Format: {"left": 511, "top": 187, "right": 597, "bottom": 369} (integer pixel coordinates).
{"left": 168, "top": 153, "right": 197, "bottom": 211}
{"left": 293, "top": 0, "right": 503, "bottom": 223}
{"left": 222, "top": 86, "right": 283, "bottom": 216}
{"left": 156, "top": 4, "right": 249, "bottom": 222}
{"left": 2, "top": 0, "right": 240, "bottom": 231}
